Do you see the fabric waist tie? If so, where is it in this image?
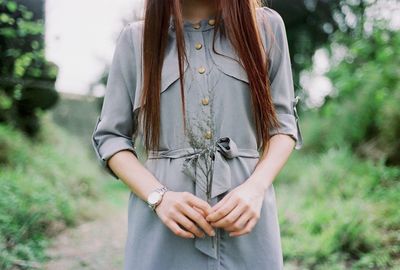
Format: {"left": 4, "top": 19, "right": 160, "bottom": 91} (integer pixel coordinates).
{"left": 147, "top": 136, "right": 260, "bottom": 259}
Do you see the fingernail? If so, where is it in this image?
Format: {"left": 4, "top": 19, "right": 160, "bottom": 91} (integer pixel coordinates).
{"left": 210, "top": 230, "right": 216, "bottom": 236}
{"left": 191, "top": 234, "right": 195, "bottom": 238}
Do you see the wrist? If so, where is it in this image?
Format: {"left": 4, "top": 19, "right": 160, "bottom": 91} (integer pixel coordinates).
{"left": 145, "top": 184, "right": 166, "bottom": 200}
{"left": 146, "top": 186, "right": 168, "bottom": 212}
{"left": 246, "top": 175, "right": 272, "bottom": 194}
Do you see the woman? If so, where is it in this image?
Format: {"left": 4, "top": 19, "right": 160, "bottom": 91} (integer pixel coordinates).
{"left": 91, "top": 0, "right": 303, "bottom": 269}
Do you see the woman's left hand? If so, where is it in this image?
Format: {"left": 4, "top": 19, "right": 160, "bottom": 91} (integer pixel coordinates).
{"left": 205, "top": 179, "right": 265, "bottom": 237}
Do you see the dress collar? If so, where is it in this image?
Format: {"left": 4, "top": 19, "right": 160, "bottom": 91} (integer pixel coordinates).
{"left": 168, "top": 14, "right": 217, "bottom": 32}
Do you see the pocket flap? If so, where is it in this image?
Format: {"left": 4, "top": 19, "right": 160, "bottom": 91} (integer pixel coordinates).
{"left": 161, "top": 42, "right": 189, "bottom": 93}
{"left": 209, "top": 33, "right": 249, "bottom": 84}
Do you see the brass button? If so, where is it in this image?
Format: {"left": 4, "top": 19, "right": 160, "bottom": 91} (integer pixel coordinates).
{"left": 208, "top": 19, "right": 216, "bottom": 26}
{"left": 201, "top": 98, "right": 209, "bottom": 105}
{"left": 204, "top": 131, "right": 212, "bottom": 139}
{"left": 192, "top": 23, "right": 201, "bottom": 29}
{"left": 195, "top": 42, "right": 203, "bottom": 50}
{"left": 198, "top": 66, "right": 206, "bottom": 74}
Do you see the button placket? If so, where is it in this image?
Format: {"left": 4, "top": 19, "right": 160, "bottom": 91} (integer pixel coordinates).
{"left": 167, "top": 16, "right": 227, "bottom": 266}
{"left": 186, "top": 18, "right": 220, "bottom": 268}
{"left": 187, "top": 26, "right": 215, "bottom": 144}
{"left": 197, "top": 32, "right": 213, "bottom": 142}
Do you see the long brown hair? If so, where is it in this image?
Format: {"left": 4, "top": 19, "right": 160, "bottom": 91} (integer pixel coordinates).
{"left": 139, "top": 0, "right": 280, "bottom": 154}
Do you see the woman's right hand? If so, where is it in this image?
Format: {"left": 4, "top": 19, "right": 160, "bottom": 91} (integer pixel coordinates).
{"left": 155, "top": 191, "right": 216, "bottom": 239}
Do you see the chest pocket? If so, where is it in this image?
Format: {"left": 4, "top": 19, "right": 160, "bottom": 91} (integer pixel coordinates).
{"left": 160, "top": 42, "right": 190, "bottom": 94}
{"left": 159, "top": 31, "right": 250, "bottom": 94}
{"left": 209, "top": 33, "right": 250, "bottom": 84}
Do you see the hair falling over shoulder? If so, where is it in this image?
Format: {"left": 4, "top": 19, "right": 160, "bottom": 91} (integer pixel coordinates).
{"left": 139, "top": 0, "right": 280, "bottom": 154}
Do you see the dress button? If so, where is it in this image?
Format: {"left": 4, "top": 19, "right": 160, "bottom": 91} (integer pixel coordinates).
{"left": 195, "top": 42, "right": 203, "bottom": 50}
{"left": 198, "top": 66, "right": 206, "bottom": 74}
{"left": 208, "top": 19, "right": 215, "bottom": 26}
{"left": 192, "top": 22, "right": 201, "bottom": 29}
{"left": 201, "top": 98, "right": 209, "bottom": 105}
{"left": 204, "top": 131, "right": 212, "bottom": 139}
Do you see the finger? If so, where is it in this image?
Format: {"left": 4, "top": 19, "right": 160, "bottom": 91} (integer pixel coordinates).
{"left": 225, "top": 210, "right": 252, "bottom": 232}
{"left": 206, "top": 196, "right": 238, "bottom": 222}
{"left": 173, "top": 211, "right": 205, "bottom": 238}
{"left": 210, "top": 203, "right": 246, "bottom": 228}
{"left": 229, "top": 217, "right": 258, "bottom": 237}
{"left": 210, "top": 192, "right": 232, "bottom": 212}
{"left": 186, "top": 193, "right": 212, "bottom": 215}
{"left": 193, "top": 206, "right": 206, "bottom": 217}
{"left": 181, "top": 204, "right": 216, "bottom": 237}
{"left": 166, "top": 220, "right": 195, "bottom": 239}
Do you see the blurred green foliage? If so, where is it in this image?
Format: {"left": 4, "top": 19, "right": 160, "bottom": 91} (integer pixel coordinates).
{"left": 274, "top": 0, "right": 373, "bottom": 87}
{"left": 277, "top": 11, "right": 400, "bottom": 269}
{"left": 304, "top": 21, "right": 400, "bottom": 166}
{"left": 0, "top": 114, "right": 103, "bottom": 269}
{"left": 0, "top": 0, "right": 59, "bottom": 136}
{"left": 278, "top": 147, "right": 400, "bottom": 269}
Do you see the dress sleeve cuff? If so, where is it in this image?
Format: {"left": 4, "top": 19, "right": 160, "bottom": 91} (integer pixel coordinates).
{"left": 269, "top": 97, "right": 304, "bottom": 150}
{"left": 91, "top": 118, "right": 139, "bottom": 180}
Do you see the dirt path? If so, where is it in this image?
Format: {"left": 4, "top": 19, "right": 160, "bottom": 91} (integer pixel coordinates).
{"left": 44, "top": 197, "right": 128, "bottom": 270}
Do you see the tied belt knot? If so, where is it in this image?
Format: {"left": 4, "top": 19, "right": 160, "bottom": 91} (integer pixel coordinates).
{"left": 147, "top": 136, "right": 260, "bottom": 260}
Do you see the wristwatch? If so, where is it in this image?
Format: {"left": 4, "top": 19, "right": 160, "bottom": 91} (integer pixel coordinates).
{"left": 146, "top": 186, "right": 169, "bottom": 212}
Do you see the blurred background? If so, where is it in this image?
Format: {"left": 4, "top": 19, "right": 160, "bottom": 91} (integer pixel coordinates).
{"left": 0, "top": 0, "right": 399, "bottom": 269}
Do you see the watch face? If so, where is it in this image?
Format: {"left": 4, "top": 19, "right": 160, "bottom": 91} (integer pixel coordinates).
{"left": 148, "top": 192, "right": 162, "bottom": 205}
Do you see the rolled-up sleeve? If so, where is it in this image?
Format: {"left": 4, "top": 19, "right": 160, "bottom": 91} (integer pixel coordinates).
{"left": 91, "top": 23, "right": 139, "bottom": 179}
{"left": 265, "top": 8, "right": 303, "bottom": 150}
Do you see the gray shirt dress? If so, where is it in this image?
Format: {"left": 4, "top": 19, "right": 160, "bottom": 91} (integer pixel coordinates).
{"left": 91, "top": 6, "right": 303, "bottom": 270}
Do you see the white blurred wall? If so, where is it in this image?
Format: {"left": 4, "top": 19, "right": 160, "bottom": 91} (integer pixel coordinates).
{"left": 45, "top": 0, "right": 144, "bottom": 96}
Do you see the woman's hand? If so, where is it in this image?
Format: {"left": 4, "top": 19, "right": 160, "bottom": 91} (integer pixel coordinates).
{"left": 155, "top": 191, "right": 216, "bottom": 239}
{"left": 205, "top": 180, "right": 265, "bottom": 237}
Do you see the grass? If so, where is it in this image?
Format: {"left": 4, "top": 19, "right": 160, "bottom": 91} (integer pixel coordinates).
{"left": 0, "top": 112, "right": 114, "bottom": 269}
{"left": 276, "top": 145, "right": 400, "bottom": 269}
